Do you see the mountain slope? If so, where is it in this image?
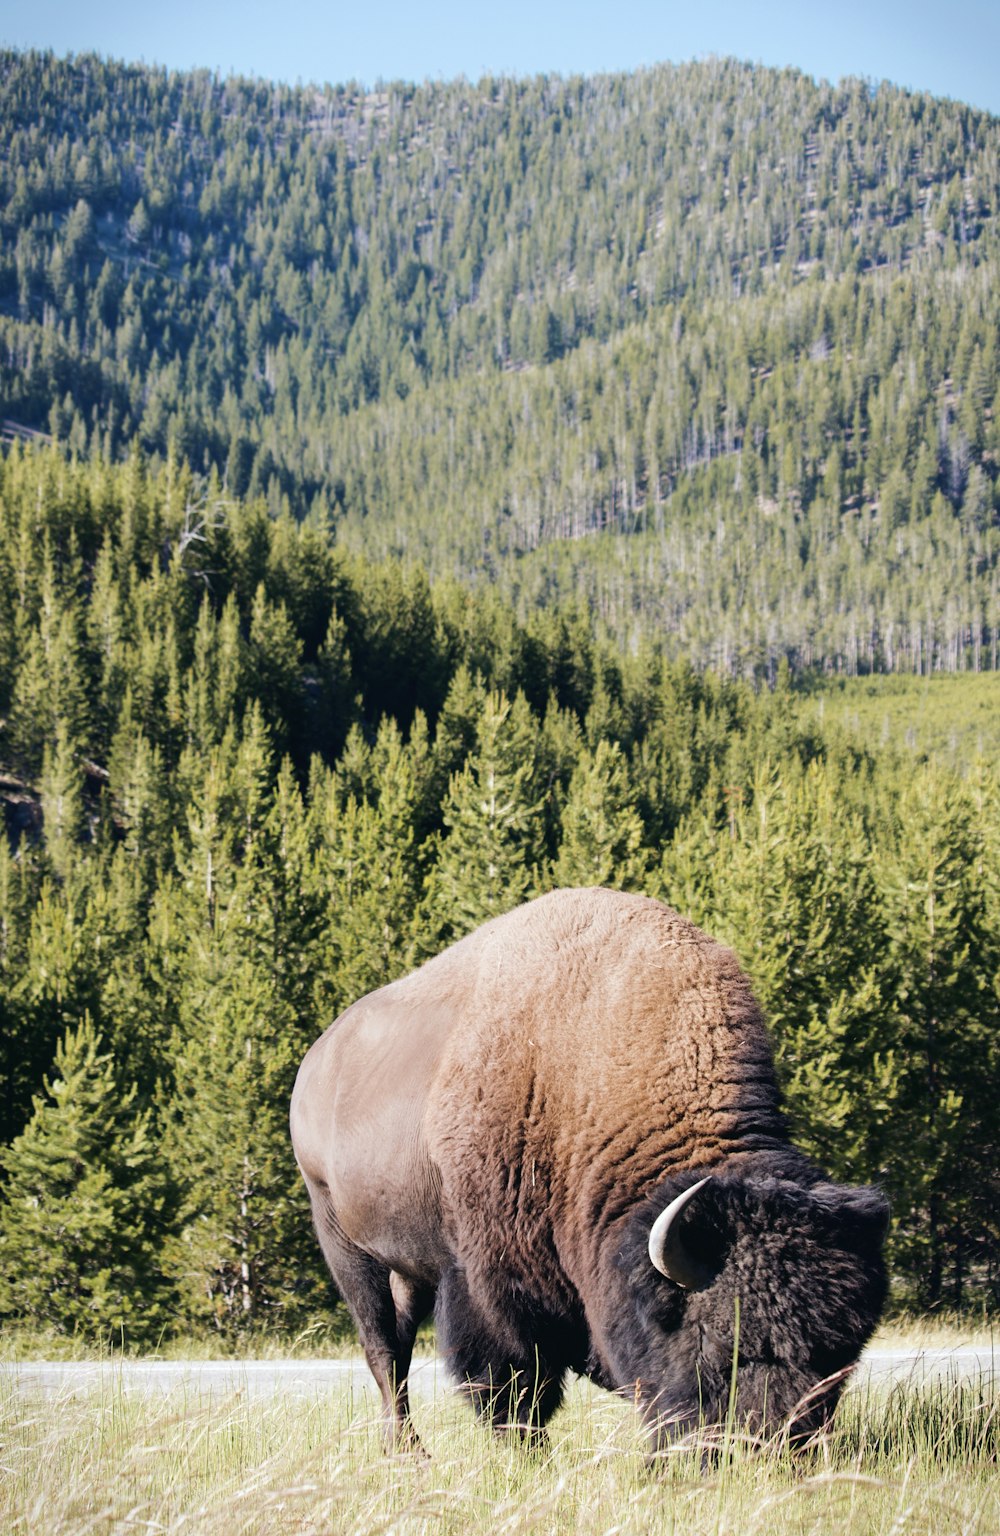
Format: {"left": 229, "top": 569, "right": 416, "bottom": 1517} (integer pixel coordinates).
{"left": 1, "top": 49, "right": 998, "bottom": 669}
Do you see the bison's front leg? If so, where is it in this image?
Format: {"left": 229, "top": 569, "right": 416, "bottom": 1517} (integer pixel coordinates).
{"left": 468, "top": 1358, "right": 560, "bottom": 1450}
{"left": 435, "top": 1263, "right": 565, "bottom": 1446}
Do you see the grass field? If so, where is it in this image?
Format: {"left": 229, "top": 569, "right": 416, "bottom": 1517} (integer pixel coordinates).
{"left": 799, "top": 671, "right": 1000, "bottom": 767}
{"left": 2, "top": 1366, "right": 997, "bottom": 1536}
{"left": 3, "top": 1311, "right": 996, "bottom": 1361}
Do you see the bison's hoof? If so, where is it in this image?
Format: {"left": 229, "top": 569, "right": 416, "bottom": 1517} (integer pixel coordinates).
{"left": 383, "top": 1426, "right": 429, "bottom": 1459}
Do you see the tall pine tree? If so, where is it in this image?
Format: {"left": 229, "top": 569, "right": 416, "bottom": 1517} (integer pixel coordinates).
{"left": 427, "top": 691, "right": 543, "bottom": 944}
{"left": 0, "top": 1018, "right": 170, "bottom": 1341}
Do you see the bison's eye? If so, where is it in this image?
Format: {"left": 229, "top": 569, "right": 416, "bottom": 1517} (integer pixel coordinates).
{"left": 696, "top": 1321, "right": 730, "bottom": 1371}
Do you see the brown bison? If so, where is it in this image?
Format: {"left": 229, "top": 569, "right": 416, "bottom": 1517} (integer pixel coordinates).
{"left": 290, "top": 888, "right": 888, "bottom": 1452}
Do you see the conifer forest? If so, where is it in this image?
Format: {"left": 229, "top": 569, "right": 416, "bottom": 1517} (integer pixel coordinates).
{"left": 0, "top": 50, "right": 998, "bottom": 1340}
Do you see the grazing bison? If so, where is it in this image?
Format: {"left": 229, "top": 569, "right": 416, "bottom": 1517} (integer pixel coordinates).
{"left": 290, "top": 888, "right": 888, "bottom": 1452}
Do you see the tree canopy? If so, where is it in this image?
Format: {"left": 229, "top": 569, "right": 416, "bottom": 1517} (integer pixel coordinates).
{"left": 0, "top": 448, "right": 997, "bottom": 1335}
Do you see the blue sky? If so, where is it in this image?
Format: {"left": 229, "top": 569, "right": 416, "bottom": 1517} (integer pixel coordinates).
{"left": 5, "top": 1, "right": 999, "bottom": 116}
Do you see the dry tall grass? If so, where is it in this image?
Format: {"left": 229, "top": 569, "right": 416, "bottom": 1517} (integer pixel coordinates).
{"left": 2, "top": 1367, "right": 996, "bottom": 1535}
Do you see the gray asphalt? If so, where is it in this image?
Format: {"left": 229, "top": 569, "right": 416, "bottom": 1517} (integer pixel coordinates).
{"left": 4, "top": 1348, "right": 997, "bottom": 1400}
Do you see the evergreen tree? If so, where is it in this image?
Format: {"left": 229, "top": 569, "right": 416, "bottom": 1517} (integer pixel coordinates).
{"left": 551, "top": 739, "right": 647, "bottom": 889}
{"left": 427, "top": 690, "right": 543, "bottom": 943}
{"left": 108, "top": 697, "right": 171, "bottom": 869}
{"left": 0, "top": 837, "right": 39, "bottom": 1143}
{"left": 314, "top": 603, "right": 355, "bottom": 759}
{"left": 874, "top": 769, "right": 998, "bottom": 1307}
{"left": 0, "top": 1018, "right": 170, "bottom": 1341}
{"left": 8, "top": 569, "right": 89, "bottom": 779}
{"left": 163, "top": 714, "right": 327, "bottom": 1330}
{"left": 246, "top": 583, "right": 304, "bottom": 757}
{"left": 657, "top": 762, "right": 894, "bottom": 1187}
{"left": 10, "top": 873, "right": 101, "bottom": 1143}
{"left": 162, "top": 938, "right": 316, "bottom": 1331}
{"left": 38, "top": 719, "right": 84, "bottom": 880}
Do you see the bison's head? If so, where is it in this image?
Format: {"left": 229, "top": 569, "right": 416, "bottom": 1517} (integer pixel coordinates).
{"left": 625, "top": 1171, "right": 889, "bottom": 1448}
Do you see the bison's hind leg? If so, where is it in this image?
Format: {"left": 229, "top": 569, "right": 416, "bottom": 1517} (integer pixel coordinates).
{"left": 311, "top": 1198, "right": 433, "bottom": 1453}
{"left": 435, "top": 1264, "right": 565, "bottom": 1446}
{"left": 386, "top": 1268, "right": 435, "bottom": 1447}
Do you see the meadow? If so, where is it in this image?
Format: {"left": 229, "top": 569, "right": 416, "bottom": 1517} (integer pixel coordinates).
{"left": 800, "top": 672, "right": 1000, "bottom": 768}
{"left": 2, "top": 1364, "right": 997, "bottom": 1536}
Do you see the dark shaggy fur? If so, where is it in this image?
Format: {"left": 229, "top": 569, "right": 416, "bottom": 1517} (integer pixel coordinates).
{"left": 290, "top": 888, "right": 890, "bottom": 1453}
{"left": 612, "top": 1157, "right": 889, "bottom": 1441}
{"left": 435, "top": 1260, "right": 583, "bottom": 1434}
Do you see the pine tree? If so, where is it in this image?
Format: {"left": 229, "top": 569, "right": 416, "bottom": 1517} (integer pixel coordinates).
{"left": 0, "top": 837, "right": 40, "bottom": 1143}
{"left": 743, "top": 764, "right": 892, "bottom": 1188}
{"left": 38, "top": 719, "right": 85, "bottom": 880}
{"left": 875, "top": 768, "right": 997, "bottom": 1307}
{"left": 108, "top": 693, "right": 171, "bottom": 868}
{"left": 427, "top": 690, "right": 543, "bottom": 944}
{"left": 314, "top": 603, "right": 355, "bottom": 758}
{"left": 429, "top": 664, "right": 487, "bottom": 803}
{"left": 307, "top": 715, "right": 427, "bottom": 1011}
{"left": 85, "top": 534, "right": 128, "bottom": 759}
{"left": 551, "top": 739, "right": 647, "bottom": 889}
{"left": 8, "top": 583, "right": 89, "bottom": 781}
{"left": 246, "top": 582, "right": 304, "bottom": 756}
{"left": 12, "top": 873, "right": 101, "bottom": 1143}
{"left": 162, "top": 938, "right": 315, "bottom": 1332}
{"left": 311, "top": 788, "right": 420, "bottom": 1014}
{"left": 163, "top": 714, "right": 327, "bottom": 1330}
{"left": 657, "top": 761, "right": 894, "bottom": 1189}
{"left": 0, "top": 1018, "right": 170, "bottom": 1341}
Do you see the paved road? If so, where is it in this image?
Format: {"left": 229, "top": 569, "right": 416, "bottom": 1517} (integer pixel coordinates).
{"left": 4, "top": 1348, "right": 996, "bottom": 1400}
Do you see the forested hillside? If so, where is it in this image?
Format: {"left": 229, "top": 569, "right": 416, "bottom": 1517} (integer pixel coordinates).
{"left": 0, "top": 449, "right": 997, "bottom": 1338}
{"left": 1, "top": 50, "right": 999, "bottom": 669}
{"left": 1, "top": 52, "right": 999, "bottom": 1341}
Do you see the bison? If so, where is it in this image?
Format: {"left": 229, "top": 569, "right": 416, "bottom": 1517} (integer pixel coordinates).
{"left": 290, "top": 888, "right": 888, "bottom": 1453}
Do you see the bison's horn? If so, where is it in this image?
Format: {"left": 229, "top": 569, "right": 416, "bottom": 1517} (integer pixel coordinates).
{"left": 648, "top": 1176, "right": 714, "bottom": 1289}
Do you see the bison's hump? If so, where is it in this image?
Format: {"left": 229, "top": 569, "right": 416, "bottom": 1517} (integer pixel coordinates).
{"left": 416, "top": 889, "right": 786, "bottom": 1248}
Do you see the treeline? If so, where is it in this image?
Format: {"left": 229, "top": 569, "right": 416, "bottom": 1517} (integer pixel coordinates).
{"left": 0, "top": 447, "right": 997, "bottom": 1340}
{"left": 1, "top": 50, "right": 999, "bottom": 671}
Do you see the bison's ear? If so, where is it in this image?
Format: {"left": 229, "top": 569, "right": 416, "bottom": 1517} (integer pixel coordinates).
{"left": 812, "top": 1183, "right": 891, "bottom": 1243}
{"left": 648, "top": 1177, "right": 726, "bottom": 1290}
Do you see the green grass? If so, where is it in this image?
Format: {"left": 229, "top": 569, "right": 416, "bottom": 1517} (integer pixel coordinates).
{"left": 799, "top": 671, "right": 1000, "bottom": 767}
{"left": 874, "top": 1311, "right": 999, "bottom": 1351}
{"left": 2, "top": 1370, "right": 996, "bottom": 1535}
{"left": 0, "top": 1314, "right": 443, "bottom": 1362}
{"left": 2, "top": 1312, "right": 993, "bottom": 1361}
